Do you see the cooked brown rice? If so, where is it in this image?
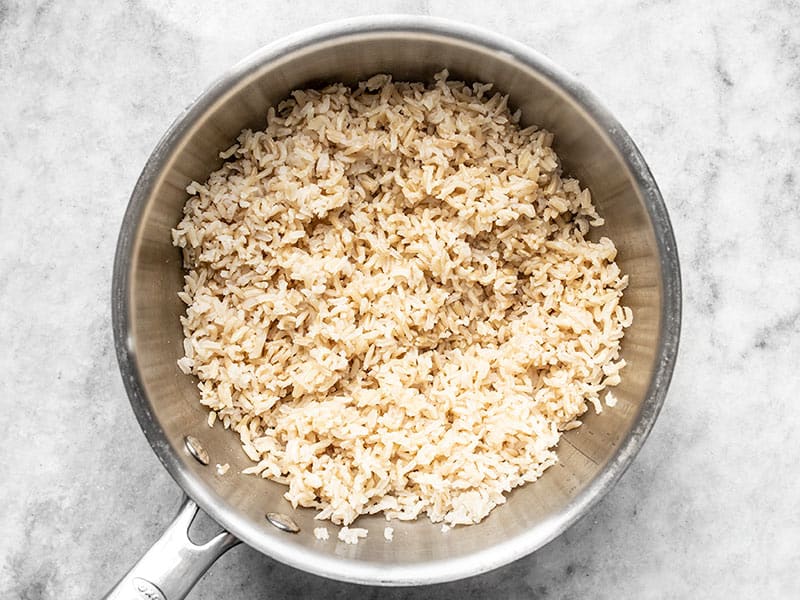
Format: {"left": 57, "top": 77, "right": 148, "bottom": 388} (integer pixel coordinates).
{"left": 172, "top": 70, "right": 631, "bottom": 530}
{"left": 338, "top": 526, "right": 369, "bottom": 545}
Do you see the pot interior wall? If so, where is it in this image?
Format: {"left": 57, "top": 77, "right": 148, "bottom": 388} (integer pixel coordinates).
{"left": 123, "top": 27, "right": 666, "bottom": 582}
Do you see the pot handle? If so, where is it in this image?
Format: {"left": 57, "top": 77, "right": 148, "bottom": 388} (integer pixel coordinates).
{"left": 102, "top": 495, "right": 240, "bottom": 600}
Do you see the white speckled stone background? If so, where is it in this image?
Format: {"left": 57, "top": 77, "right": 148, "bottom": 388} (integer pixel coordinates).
{"left": 2, "top": 1, "right": 799, "bottom": 598}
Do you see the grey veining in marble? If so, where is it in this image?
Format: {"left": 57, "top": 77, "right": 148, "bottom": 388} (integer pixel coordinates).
{"left": 1, "top": 1, "right": 799, "bottom": 598}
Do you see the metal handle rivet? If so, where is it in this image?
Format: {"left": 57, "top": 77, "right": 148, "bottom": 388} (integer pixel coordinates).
{"left": 266, "top": 512, "right": 300, "bottom": 533}
{"left": 184, "top": 435, "right": 209, "bottom": 465}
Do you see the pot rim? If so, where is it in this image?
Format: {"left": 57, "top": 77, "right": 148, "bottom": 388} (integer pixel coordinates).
{"left": 112, "top": 14, "right": 681, "bottom": 586}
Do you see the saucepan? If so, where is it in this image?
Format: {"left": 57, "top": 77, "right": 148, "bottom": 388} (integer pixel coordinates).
{"left": 106, "top": 15, "right": 681, "bottom": 600}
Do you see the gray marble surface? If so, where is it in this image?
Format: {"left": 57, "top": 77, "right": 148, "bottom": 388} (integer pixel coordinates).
{"left": 2, "top": 1, "right": 799, "bottom": 598}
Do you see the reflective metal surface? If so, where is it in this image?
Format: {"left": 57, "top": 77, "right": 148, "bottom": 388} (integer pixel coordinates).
{"left": 266, "top": 513, "right": 301, "bottom": 534}
{"left": 184, "top": 435, "right": 209, "bottom": 466}
{"left": 102, "top": 497, "right": 239, "bottom": 600}
{"left": 111, "top": 15, "right": 680, "bottom": 589}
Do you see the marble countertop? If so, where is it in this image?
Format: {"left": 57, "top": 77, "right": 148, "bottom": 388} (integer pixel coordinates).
{"left": 2, "top": 1, "right": 798, "bottom": 598}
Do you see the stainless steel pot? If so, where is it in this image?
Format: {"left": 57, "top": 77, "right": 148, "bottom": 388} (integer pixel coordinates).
{"left": 107, "top": 15, "right": 681, "bottom": 600}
